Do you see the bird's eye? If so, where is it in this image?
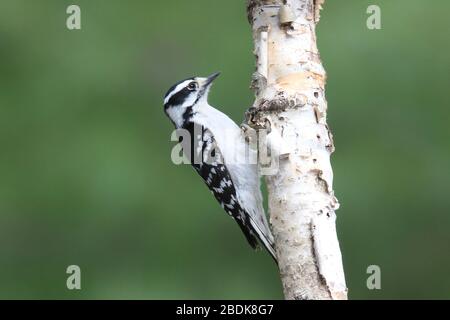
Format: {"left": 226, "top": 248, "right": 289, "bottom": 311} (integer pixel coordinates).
{"left": 188, "top": 82, "right": 198, "bottom": 90}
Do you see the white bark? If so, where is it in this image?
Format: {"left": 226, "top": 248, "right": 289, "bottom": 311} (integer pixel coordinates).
{"left": 246, "top": 0, "right": 347, "bottom": 300}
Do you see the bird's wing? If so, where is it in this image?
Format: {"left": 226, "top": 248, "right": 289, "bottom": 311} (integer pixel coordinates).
{"left": 180, "top": 122, "right": 276, "bottom": 261}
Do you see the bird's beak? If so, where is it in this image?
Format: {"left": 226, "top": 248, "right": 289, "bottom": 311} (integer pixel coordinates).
{"left": 203, "top": 72, "right": 221, "bottom": 88}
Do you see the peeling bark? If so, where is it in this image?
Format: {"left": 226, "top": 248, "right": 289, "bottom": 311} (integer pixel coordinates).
{"left": 245, "top": 0, "right": 347, "bottom": 300}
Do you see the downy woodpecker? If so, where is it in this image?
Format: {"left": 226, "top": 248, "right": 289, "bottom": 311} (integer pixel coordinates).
{"left": 163, "top": 73, "right": 277, "bottom": 262}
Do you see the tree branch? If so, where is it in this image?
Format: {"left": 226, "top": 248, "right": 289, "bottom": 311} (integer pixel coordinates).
{"left": 246, "top": 0, "right": 347, "bottom": 300}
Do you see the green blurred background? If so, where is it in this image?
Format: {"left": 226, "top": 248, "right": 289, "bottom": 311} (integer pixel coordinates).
{"left": 0, "top": 0, "right": 449, "bottom": 299}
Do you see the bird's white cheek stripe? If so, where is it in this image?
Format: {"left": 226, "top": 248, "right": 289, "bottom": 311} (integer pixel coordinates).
{"left": 164, "top": 80, "right": 192, "bottom": 105}
{"left": 165, "top": 107, "right": 184, "bottom": 128}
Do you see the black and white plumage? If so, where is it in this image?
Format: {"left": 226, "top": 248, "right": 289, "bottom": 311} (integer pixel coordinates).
{"left": 163, "top": 73, "right": 277, "bottom": 262}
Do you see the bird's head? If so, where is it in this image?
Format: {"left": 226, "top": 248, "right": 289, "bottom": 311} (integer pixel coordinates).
{"left": 163, "top": 72, "right": 220, "bottom": 127}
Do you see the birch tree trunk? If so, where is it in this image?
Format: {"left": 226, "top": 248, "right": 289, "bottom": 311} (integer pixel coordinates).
{"left": 245, "top": 0, "right": 347, "bottom": 300}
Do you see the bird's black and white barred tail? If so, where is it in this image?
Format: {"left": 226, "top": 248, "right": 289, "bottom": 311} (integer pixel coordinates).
{"left": 180, "top": 122, "right": 277, "bottom": 262}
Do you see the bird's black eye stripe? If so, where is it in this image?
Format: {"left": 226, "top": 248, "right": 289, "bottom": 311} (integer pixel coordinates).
{"left": 166, "top": 87, "right": 191, "bottom": 107}
{"left": 164, "top": 77, "right": 194, "bottom": 100}
{"left": 163, "top": 77, "right": 199, "bottom": 109}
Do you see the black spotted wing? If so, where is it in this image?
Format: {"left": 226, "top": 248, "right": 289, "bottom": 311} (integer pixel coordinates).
{"left": 179, "top": 122, "right": 259, "bottom": 249}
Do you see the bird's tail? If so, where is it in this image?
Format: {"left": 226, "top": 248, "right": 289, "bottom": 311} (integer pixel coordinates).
{"left": 235, "top": 214, "right": 277, "bottom": 264}
{"left": 248, "top": 217, "right": 278, "bottom": 264}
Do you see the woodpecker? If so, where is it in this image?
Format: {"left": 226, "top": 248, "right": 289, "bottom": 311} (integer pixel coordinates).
{"left": 163, "top": 72, "right": 277, "bottom": 262}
